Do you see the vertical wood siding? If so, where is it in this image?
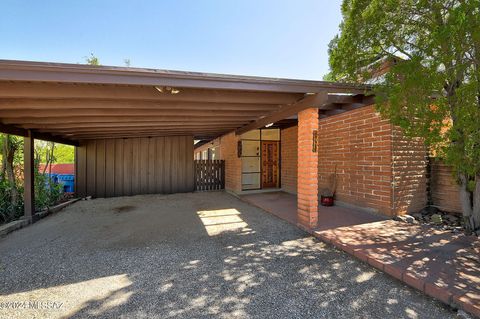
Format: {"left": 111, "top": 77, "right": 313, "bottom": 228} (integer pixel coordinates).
{"left": 76, "top": 136, "right": 194, "bottom": 198}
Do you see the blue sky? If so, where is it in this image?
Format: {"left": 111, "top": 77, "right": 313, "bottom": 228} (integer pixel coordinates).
{"left": 0, "top": 0, "right": 343, "bottom": 80}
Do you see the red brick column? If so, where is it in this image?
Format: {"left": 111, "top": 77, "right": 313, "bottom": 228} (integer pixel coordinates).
{"left": 297, "top": 108, "right": 319, "bottom": 229}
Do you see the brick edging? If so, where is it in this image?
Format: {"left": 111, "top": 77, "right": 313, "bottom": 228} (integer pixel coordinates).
{"left": 312, "top": 231, "right": 479, "bottom": 318}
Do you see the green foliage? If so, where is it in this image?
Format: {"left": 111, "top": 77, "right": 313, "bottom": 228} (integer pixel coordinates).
{"left": 35, "top": 142, "right": 74, "bottom": 164}
{"left": 54, "top": 144, "right": 75, "bottom": 163}
{"left": 0, "top": 134, "right": 65, "bottom": 224}
{"left": 85, "top": 53, "right": 100, "bottom": 66}
{"left": 0, "top": 179, "right": 23, "bottom": 224}
{"left": 34, "top": 166, "right": 63, "bottom": 211}
{"left": 329, "top": 0, "right": 480, "bottom": 181}
{"left": 322, "top": 71, "right": 336, "bottom": 82}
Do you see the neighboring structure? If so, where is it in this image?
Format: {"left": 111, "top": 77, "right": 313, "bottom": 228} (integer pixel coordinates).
{"left": 38, "top": 163, "right": 75, "bottom": 175}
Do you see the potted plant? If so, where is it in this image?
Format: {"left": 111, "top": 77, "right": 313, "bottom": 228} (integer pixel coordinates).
{"left": 320, "top": 166, "right": 337, "bottom": 207}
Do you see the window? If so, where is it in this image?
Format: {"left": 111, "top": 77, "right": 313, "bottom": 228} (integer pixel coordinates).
{"left": 240, "top": 128, "right": 280, "bottom": 190}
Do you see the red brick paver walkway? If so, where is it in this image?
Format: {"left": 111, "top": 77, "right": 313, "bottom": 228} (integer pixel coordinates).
{"left": 240, "top": 191, "right": 480, "bottom": 318}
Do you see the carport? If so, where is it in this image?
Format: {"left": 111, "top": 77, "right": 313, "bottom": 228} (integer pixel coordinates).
{"left": 0, "top": 59, "right": 371, "bottom": 225}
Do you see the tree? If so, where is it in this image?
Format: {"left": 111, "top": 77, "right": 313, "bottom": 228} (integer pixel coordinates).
{"left": 1, "top": 135, "right": 22, "bottom": 205}
{"left": 328, "top": 0, "right": 480, "bottom": 232}
{"left": 84, "top": 53, "right": 100, "bottom": 66}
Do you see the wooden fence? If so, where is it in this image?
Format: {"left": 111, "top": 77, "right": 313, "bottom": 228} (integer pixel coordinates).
{"left": 194, "top": 160, "right": 225, "bottom": 191}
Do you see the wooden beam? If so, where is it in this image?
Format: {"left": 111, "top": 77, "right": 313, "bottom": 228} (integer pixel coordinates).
{"left": 0, "top": 99, "right": 282, "bottom": 111}
{"left": 326, "top": 94, "right": 364, "bottom": 104}
{"left": 71, "top": 131, "right": 228, "bottom": 139}
{"left": 24, "top": 131, "right": 34, "bottom": 221}
{"left": 4, "top": 116, "right": 255, "bottom": 125}
{"left": 64, "top": 128, "right": 230, "bottom": 137}
{"left": 31, "top": 132, "right": 80, "bottom": 146}
{"left": 24, "top": 121, "right": 248, "bottom": 130}
{"left": 0, "top": 123, "right": 28, "bottom": 136}
{"left": 235, "top": 93, "right": 329, "bottom": 135}
{"left": 318, "top": 95, "right": 376, "bottom": 119}
{"left": 0, "top": 122, "right": 79, "bottom": 145}
{"left": 0, "top": 82, "right": 303, "bottom": 104}
{"left": 0, "top": 108, "right": 268, "bottom": 118}
{"left": 45, "top": 125, "right": 240, "bottom": 134}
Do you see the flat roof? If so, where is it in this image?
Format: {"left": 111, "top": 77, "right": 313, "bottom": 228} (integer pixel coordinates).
{"left": 0, "top": 59, "right": 372, "bottom": 144}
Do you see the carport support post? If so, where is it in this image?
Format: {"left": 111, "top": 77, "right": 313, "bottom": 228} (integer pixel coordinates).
{"left": 24, "top": 131, "right": 35, "bottom": 222}
{"left": 297, "top": 108, "right": 319, "bottom": 229}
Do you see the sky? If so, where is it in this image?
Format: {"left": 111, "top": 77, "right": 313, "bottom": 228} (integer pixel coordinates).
{"left": 0, "top": 0, "right": 343, "bottom": 80}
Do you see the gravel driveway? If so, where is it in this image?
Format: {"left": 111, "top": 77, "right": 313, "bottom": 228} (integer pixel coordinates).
{"left": 0, "top": 192, "right": 455, "bottom": 319}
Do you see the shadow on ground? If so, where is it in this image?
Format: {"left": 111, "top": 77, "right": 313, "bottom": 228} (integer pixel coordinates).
{"left": 0, "top": 192, "right": 454, "bottom": 318}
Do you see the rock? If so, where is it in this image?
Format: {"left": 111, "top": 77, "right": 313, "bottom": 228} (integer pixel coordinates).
{"left": 425, "top": 206, "right": 439, "bottom": 215}
{"left": 444, "top": 214, "right": 460, "bottom": 225}
{"left": 393, "top": 215, "right": 418, "bottom": 224}
{"left": 393, "top": 215, "right": 408, "bottom": 223}
{"left": 412, "top": 212, "right": 423, "bottom": 220}
{"left": 431, "top": 214, "right": 443, "bottom": 224}
{"left": 456, "top": 309, "right": 474, "bottom": 319}
{"left": 404, "top": 215, "right": 416, "bottom": 224}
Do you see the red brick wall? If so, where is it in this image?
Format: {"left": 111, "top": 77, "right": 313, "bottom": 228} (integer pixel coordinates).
{"left": 391, "top": 127, "right": 428, "bottom": 214}
{"left": 281, "top": 126, "right": 297, "bottom": 194}
{"left": 297, "top": 108, "right": 319, "bottom": 228}
{"left": 430, "top": 159, "right": 462, "bottom": 213}
{"left": 318, "top": 106, "right": 395, "bottom": 215}
{"left": 317, "top": 105, "right": 428, "bottom": 216}
{"left": 219, "top": 132, "right": 242, "bottom": 192}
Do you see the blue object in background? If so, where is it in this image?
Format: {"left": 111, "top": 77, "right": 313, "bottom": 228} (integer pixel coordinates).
{"left": 45, "top": 173, "right": 75, "bottom": 193}
{"left": 57, "top": 174, "right": 75, "bottom": 193}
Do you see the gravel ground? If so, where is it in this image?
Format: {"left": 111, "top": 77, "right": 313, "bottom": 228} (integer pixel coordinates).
{"left": 0, "top": 192, "right": 456, "bottom": 319}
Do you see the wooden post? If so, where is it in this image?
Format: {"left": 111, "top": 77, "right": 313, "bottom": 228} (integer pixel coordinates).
{"left": 24, "top": 131, "right": 35, "bottom": 222}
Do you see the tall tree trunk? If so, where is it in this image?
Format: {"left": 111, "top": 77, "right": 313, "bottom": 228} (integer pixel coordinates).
{"left": 3, "top": 136, "right": 18, "bottom": 207}
{"left": 472, "top": 175, "right": 480, "bottom": 232}
{"left": 458, "top": 173, "right": 480, "bottom": 234}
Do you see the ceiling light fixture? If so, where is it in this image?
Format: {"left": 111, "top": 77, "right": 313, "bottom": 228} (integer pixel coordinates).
{"left": 154, "top": 86, "right": 181, "bottom": 95}
{"left": 265, "top": 123, "right": 274, "bottom": 128}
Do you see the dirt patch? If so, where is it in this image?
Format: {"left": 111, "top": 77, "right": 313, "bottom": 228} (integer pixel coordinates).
{"left": 112, "top": 205, "right": 136, "bottom": 213}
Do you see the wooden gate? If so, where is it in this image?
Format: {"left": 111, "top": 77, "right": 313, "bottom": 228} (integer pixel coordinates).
{"left": 194, "top": 160, "right": 225, "bottom": 191}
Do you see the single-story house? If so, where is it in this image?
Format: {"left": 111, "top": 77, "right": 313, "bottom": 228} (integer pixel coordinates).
{"left": 0, "top": 59, "right": 459, "bottom": 229}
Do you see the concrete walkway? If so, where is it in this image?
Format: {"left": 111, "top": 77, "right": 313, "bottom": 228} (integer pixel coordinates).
{"left": 240, "top": 191, "right": 480, "bottom": 318}
{"left": 0, "top": 192, "right": 454, "bottom": 318}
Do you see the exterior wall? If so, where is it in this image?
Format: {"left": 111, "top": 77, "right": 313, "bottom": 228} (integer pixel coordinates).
{"left": 430, "top": 159, "right": 462, "bottom": 213}
{"left": 317, "top": 105, "right": 428, "bottom": 217}
{"left": 391, "top": 127, "right": 428, "bottom": 215}
{"left": 219, "top": 132, "right": 242, "bottom": 192}
{"left": 281, "top": 126, "right": 297, "bottom": 194}
{"left": 318, "top": 106, "right": 395, "bottom": 215}
{"left": 76, "top": 136, "right": 194, "bottom": 198}
{"left": 297, "top": 108, "right": 319, "bottom": 228}
{"left": 195, "top": 132, "right": 242, "bottom": 192}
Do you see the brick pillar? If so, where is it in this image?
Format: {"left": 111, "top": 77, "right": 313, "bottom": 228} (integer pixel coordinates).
{"left": 297, "top": 108, "right": 319, "bottom": 229}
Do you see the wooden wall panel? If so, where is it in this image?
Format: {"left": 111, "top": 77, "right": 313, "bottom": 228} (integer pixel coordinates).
{"left": 114, "top": 139, "right": 124, "bottom": 196}
{"left": 75, "top": 136, "right": 194, "bottom": 198}
{"left": 75, "top": 145, "right": 87, "bottom": 197}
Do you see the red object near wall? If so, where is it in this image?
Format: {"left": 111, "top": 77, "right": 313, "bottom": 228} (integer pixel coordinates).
{"left": 320, "top": 195, "right": 334, "bottom": 207}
